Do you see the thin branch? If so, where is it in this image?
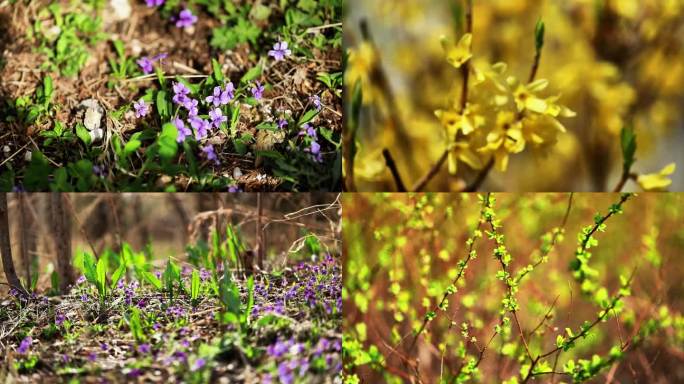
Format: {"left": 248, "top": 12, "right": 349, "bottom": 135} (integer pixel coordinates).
{"left": 383, "top": 149, "right": 407, "bottom": 192}
{"left": 463, "top": 158, "right": 495, "bottom": 192}
{"left": 412, "top": 151, "right": 448, "bottom": 191}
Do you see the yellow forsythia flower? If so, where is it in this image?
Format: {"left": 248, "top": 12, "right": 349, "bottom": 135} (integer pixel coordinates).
{"left": 441, "top": 33, "right": 473, "bottom": 69}
{"left": 346, "top": 42, "right": 380, "bottom": 105}
{"left": 447, "top": 141, "right": 483, "bottom": 175}
{"left": 637, "top": 163, "right": 676, "bottom": 191}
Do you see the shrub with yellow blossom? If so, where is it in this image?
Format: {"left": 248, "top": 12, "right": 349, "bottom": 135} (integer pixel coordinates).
{"left": 343, "top": 0, "right": 681, "bottom": 191}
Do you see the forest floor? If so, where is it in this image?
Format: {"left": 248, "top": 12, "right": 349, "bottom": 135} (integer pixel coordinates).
{"left": 0, "top": 0, "right": 342, "bottom": 191}
{"left": 0, "top": 255, "right": 342, "bottom": 383}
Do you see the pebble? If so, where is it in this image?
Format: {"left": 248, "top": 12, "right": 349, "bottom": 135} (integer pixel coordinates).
{"left": 24, "top": 151, "right": 32, "bottom": 162}
{"left": 233, "top": 167, "right": 243, "bottom": 179}
{"left": 79, "top": 99, "right": 105, "bottom": 143}
{"left": 108, "top": 0, "right": 132, "bottom": 23}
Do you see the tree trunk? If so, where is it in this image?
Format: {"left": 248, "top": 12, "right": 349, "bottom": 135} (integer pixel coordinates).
{"left": 255, "top": 193, "right": 264, "bottom": 270}
{"left": 167, "top": 194, "right": 190, "bottom": 246}
{"left": 0, "top": 193, "right": 26, "bottom": 294}
{"left": 50, "top": 193, "right": 75, "bottom": 293}
{"left": 18, "top": 193, "right": 36, "bottom": 289}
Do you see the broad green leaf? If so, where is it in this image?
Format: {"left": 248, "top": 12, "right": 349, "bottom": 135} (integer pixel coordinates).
{"left": 212, "top": 58, "right": 224, "bottom": 82}
{"left": 158, "top": 123, "right": 178, "bottom": 161}
{"left": 191, "top": 270, "right": 200, "bottom": 303}
{"left": 83, "top": 252, "right": 98, "bottom": 285}
{"left": 297, "top": 109, "right": 319, "bottom": 126}
{"left": 240, "top": 65, "right": 262, "bottom": 84}
{"left": 156, "top": 90, "right": 170, "bottom": 119}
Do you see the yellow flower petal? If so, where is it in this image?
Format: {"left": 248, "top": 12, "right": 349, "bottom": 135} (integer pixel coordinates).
{"left": 525, "top": 97, "right": 548, "bottom": 114}
{"left": 637, "top": 163, "right": 676, "bottom": 191}
{"left": 442, "top": 33, "right": 473, "bottom": 69}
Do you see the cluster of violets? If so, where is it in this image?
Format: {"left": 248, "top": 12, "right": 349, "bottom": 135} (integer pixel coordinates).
{"left": 262, "top": 336, "right": 342, "bottom": 384}
{"left": 143, "top": 1, "right": 197, "bottom": 29}
{"left": 11, "top": 254, "right": 340, "bottom": 380}
{"left": 250, "top": 254, "right": 340, "bottom": 318}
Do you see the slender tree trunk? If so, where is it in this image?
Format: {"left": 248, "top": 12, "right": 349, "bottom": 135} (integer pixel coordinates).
{"left": 18, "top": 193, "right": 36, "bottom": 289}
{"left": 0, "top": 193, "right": 26, "bottom": 294}
{"left": 107, "top": 195, "right": 123, "bottom": 253}
{"left": 255, "top": 193, "right": 264, "bottom": 270}
{"left": 133, "top": 195, "right": 150, "bottom": 247}
{"left": 50, "top": 193, "right": 75, "bottom": 293}
{"left": 167, "top": 194, "right": 190, "bottom": 246}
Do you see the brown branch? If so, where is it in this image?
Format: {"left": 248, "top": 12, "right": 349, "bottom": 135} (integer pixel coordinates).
{"left": 382, "top": 148, "right": 407, "bottom": 192}
{"left": 463, "top": 158, "right": 495, "bottom": 192}
{"left": 412, "top": 151, "right": 448, "bottom": 191}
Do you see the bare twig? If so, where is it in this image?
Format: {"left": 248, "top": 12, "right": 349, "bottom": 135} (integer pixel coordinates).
{"left": 382, "top": 149, "right": 407, "bottom": 192}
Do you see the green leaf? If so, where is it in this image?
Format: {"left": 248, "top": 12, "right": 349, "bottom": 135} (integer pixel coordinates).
{"left": 158, "top": 123, "right": 178, "bottom": 161}
{"left": 82, "top": 252, "right": 98, "bottom": 285}
{"left": 124, "top": 132, "right": 143, "bottom": 157}
{"left": 129, "top": 308, "right": 145, "bottom": 342}
{"left": 620, "top": 125, "right": 637, "bottom": 174}
{"left": 76, "top": 123, "right": 91, "bottom": 146}
{"left": 43, "top": 76, "right": 54, "bottom": 103}
{"left": 111, "top": 262, "right": 126, "bottom": 289}
{"left": 156, "top": 90, "right": 170, "bottom": 119}
{"left": 191, "top": 269, "right": 200, "bottom": 304}
{"left": 297, "top": 109, "right": 319, "bottom": 126}
{"left": 240, "top": 65, "right": 262, "bottom": 84}
{"left": 212, "top": 58, "right": 224, "bottom": 82}
{"left": 535, "top": 19, "right": 545, "bottom": 53}
{"left": 96, "top": 256, "right": 107, "bottom": 298}
{"left": 139, "top": 268, "right": 162, "bottom": 290}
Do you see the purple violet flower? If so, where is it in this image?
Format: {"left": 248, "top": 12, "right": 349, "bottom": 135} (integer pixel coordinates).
{"left": 206, "top": 85, "right": 232, "bottom": 106}
{"left": 17, "top": 336, "right": 31, "bottom": 355}
{"left": 278, "top": 361, "right": 294, "bottom": 384}
{"left": 202, "top": 144, "right": 220, "bottom": 165}
{"left": 173, "top": 117, "right": 192, "bottom": 143}
{"left": 175, "top": 9, "right": 197, "bottom": 28}
{"left": 145, "top": 0, "right": 164, "bottom": 7}
{"left": 55, "top": 313, "right": 66, "bottom": 326}
{"left": 299, "top": 123, "right": 317, "bottom": 138}
{"left": 228, "top": 185, "right": 241, "bottom": 193}
{"left": 268, "top": 41, "right": 292, "bottom": 61}
{"left": 133, "top": 99, "right": 149, "bottom": 118}
{"left": 189, "top": 116, "right": 209, "bottom": 139}
{"left": 192, "top": 358, "right": 206, "bottom": 371}
{"left": 310, "top": 95, "right": 322, "bottom": 111}
{"left": 137, "top": 57, "right": 153, "bottom": 74}
{"left": 138, "top": 343, "right": 151, "bottom": 354}
{"left": 184, "top": 98, "right": 199, "bottom": 116}
{"left": 277, "top": 118, "right": 288, "bottom": 129}
{"left": 251, "top": 81, "right": 265, "bottom": 100}
{"left": 209, "top": 108, "right": 227, "bottom": 128}
{"left": 92, "top": 165, "right": 105, "bottom": 177}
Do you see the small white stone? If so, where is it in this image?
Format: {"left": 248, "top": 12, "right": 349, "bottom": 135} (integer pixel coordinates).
{"left": 233, "top": 167, "right": 243, "bottom": 179}
{"left": 24, "top": 151, "right": 32, "bottom": 162}
{"left": 90, "top": 128, "right": 104, "bottom": 143}
{"left": 130, "top": 39, "right": 143, "bottom": 56}
{"left": 2, "top": 145, "right": 10, "bottom": 154}
{"left": 84, "top": 108, "right": 103, "bottom": 131}
{"left": 109, "top": 0, "right": 131, "bottom": 22}
{"left": 44, "top": 26, "right": 61, "bottom": 41}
